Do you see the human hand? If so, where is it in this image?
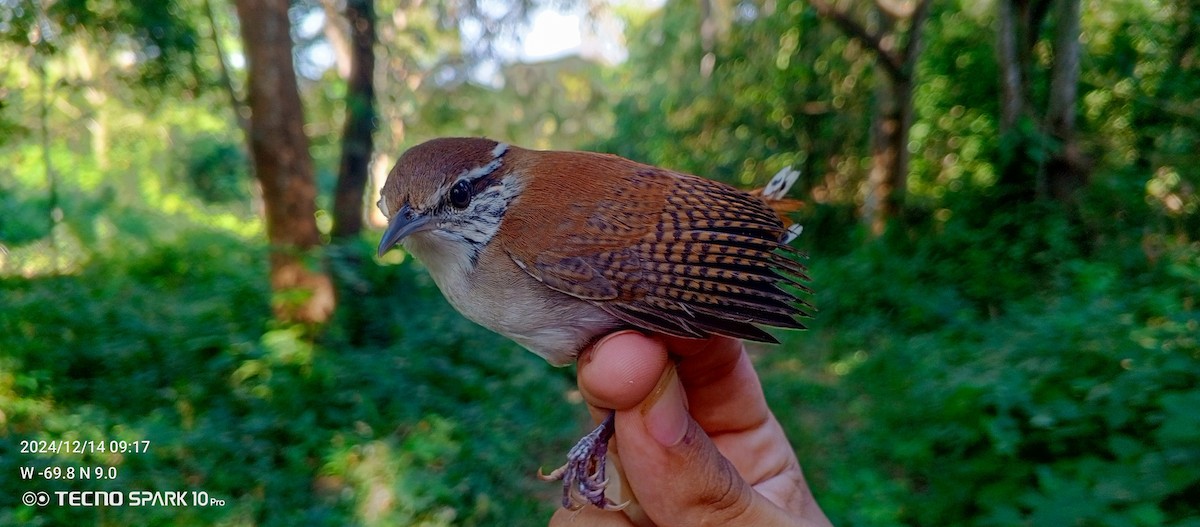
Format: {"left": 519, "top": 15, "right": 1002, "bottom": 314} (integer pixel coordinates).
{"left": 548, "top": 331, "right": 832, "bottom": 527}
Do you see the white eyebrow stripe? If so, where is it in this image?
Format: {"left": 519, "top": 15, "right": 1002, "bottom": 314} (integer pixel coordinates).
{"left": 456, "top": 142, "right": 511, "bottom": 183}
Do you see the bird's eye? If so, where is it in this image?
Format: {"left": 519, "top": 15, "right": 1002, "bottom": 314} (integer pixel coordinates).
{"left": 449, "top": 180, "right": 472, "bottom": 209}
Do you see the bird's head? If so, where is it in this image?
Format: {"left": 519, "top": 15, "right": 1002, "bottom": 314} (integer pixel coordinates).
{"left": 376, "top": 137, "right": 521, "bottom": 264}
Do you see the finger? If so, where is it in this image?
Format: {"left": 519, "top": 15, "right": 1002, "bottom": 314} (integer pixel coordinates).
{"left": 577, "top": 331, "right": 669, "bottom": 412}
{"left": 614, "top": 368, "right": 804, "bottom": 527}
{"left": 575, "top": 333, "right": 830, "bottom": 525}
{"left": 581, "top": 334, "right": 785, "bottom": 486}
{"left": 665, "top": 335, "right": 770, "bottom": 431}
{"left": 665, "top": 337, "right": 777, "bottom": 460}
{"left": 548, "top": 506, "right": 635, "bottom": 526}
{"left": 660, "top": 336, "right": 828, "bottom": 523}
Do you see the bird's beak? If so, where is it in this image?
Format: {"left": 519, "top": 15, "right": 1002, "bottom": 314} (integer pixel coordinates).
{"left": 377, "top": 204, "right": 431, "bottom": 257}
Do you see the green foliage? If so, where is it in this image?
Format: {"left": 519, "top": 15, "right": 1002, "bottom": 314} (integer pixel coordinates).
{"left": 2, "top": 0, "right": 1200, "bottom": 525}
{"left": 767, "top": 233, "right": 1200, "bottom": 527}
{"left": 0, "top": 180, "right": 53, "bottom": 246}
{"left": 0, "top": 215, "right": 582, "bottom": 526}
{"left": 43, "top": 0, "right": 205, "bottom": 94}
{"left": 600, "top": 0, "right": 869, "bottom": 191}
{"left": 8, "top": 173, "right": 1187, "bottom": 526}
{"left": 179, "top": 134, "right": 251, "bottom": 204}
{"left": 907, "top": 6, "right": 1001, "bottom": 197}
{"left": 411, "top": 56, "right": 617, "bottom": 151}
{"left": 0, "top": 96, "right": 30, "bottom": 146}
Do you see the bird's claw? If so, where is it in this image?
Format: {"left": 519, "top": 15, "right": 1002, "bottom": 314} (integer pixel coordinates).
{"left": 540, "top": 412, "right": 628, "bottom": 511}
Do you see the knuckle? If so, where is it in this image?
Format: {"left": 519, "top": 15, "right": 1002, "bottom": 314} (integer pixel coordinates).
{"left": 694, "top": 458, "right": 753, "bottom": 525}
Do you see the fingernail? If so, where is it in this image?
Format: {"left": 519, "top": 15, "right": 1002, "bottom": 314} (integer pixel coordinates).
{"left": 644, "top": 370, "right": 687, "bottom": 447}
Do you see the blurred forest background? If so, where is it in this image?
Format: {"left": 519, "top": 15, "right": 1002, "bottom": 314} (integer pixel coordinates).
{"left": 1, "top": 0, "right": 1198, "bottom": 524}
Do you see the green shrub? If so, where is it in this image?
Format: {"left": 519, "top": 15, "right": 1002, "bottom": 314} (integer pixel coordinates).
{"left": 766, "top": 227, "right": 1200, "bottom": 526}
{"left": 0, "top": 223, "right": 583, "bottom": 526}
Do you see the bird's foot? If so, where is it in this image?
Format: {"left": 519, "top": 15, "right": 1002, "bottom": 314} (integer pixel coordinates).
{"left": 539, "top": 411, "right": 629, "bottom": 511}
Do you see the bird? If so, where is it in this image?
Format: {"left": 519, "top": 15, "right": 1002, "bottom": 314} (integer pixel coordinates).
{"left": 375, "top": 137, "right": 810, "bottom": 512}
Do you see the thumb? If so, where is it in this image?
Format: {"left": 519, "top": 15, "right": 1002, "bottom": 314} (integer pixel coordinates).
{"left": 613, "top": 368, "right": 793, "bottom": 527}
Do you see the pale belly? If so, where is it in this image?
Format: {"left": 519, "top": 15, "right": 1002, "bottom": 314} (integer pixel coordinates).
{"left": 406, "top": 235, "right": 623, "bottom": 366}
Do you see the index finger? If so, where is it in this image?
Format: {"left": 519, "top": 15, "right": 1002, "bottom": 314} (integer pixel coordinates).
{"left": 661, "top": 335, "right": 799, "bottom": 497}
{"left": 663, "top": 335, "right": 773, "bottom": 436}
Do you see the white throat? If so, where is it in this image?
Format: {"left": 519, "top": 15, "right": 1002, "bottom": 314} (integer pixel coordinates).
{"left": 402, "top": 172, "right": 525, "bottom": 310}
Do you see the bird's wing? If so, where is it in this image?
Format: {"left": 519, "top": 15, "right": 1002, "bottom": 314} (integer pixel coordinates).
{"left": 503, "top": 154, "right": 810, "bottom": 343}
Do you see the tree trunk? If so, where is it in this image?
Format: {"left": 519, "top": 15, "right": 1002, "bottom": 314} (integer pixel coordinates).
{"left": 331, "top": 0, "right": 377, "bottom": 239}
{"left": 1045, "top": 0, "right": 1079, "bottom": 135}
{"left": 997, "top": 0, "right": 1023, "bottom": 133}
{"left": 865, "top": 74, "right": 913, "bottom": 236}
{"left": 1045, "top": 0, "right": 1086, "bottom": 201}
{"left": 996, "top": 0, "right": 1038, "bottom": 198}
{"left": 996, "top": 0, "right": 1088, "bottom": 203}
{"left": 811, "top": 0, "right": 928, "bottom": 235}
{"left": 233, "top": 0, "right": 335, "bottom": 324}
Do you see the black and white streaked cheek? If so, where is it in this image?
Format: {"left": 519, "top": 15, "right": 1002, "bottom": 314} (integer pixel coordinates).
{"left": 445, "top": 178, "right": 523, "bottom": 263}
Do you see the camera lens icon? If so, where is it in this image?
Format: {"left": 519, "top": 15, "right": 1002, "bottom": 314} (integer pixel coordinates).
{"left": 22, "top": 491, "right": 50, "bottom": 507}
